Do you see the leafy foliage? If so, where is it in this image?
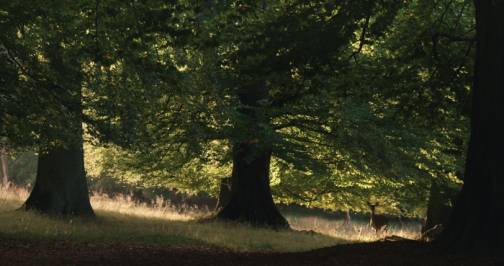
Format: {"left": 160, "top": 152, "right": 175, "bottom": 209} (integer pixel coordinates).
{"left": 1, "top": 0, "right": 474, "bottom": 217}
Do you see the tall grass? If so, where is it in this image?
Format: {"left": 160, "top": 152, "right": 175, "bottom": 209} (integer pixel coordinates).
{"left": 0, "top": 186, "right": 421, "bottom": 252}
{"left": 286, "top": 214, "right": 421, "bottom": 242}
{"left": 90, "top": 193, "right": 206, "bottom": 221}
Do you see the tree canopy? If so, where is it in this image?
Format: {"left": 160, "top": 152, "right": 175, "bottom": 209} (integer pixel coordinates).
{"left": 0, "top": 0, "right": 481, "bottom": 231}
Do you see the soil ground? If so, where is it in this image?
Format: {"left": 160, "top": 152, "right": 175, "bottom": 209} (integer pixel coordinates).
{"left": 1, "top": 238, "right": 502, "bottom": 266}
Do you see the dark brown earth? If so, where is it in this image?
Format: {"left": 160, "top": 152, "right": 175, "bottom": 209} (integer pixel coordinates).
{"left": 0, "top": 239, "right": 502, "bottom": 266}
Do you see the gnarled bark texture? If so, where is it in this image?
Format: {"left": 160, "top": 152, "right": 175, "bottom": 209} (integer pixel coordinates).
{"left": 216, "top": 82, "right": 288, "bottom": 228}
{"left": 438, "top": 0, "right": 504, "bottom": 253}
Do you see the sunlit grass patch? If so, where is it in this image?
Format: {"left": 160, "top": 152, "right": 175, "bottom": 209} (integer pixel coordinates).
{"left": 286, "top": 214, "right": 422, "bottom": 242}
{"left": 90, "top": 193, "right": 207, "bottom": 221}
{"left": 0, "top": 186, "right": 421, "bottom": 251}
{"left": 0, "top": 186, "right": 344, "bottom": 252}
{"left": 0, "top": 185, "right": 28, "bottom": 210}
{"left": 0, "top": 208, "right": 343, "bottom": 252}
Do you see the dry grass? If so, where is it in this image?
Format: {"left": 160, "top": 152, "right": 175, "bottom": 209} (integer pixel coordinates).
{"left": 0, "top": 184, "right": 28, "bottom": 209}
{"left": 90, "top": 193, "right": 208, "bottom": 221}
{"left": 0, "top": 186, "right": 341, "bottom": 252}
{"left": 0, "top": 185, "right": 421, "bottom": 252}
{"left": 0, "top": 185, "right": 206, "bottom": 221}
{"left": 286, "top": 215, "right": 421, "bottom": 242}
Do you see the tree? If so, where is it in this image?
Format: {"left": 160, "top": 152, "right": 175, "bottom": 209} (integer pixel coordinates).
{"left": 340, "top": 0, "right": 473, "bottom": 220}
{"left": 0, "top": 146, "right": 8, "bottom": 186}
{"left": 422, "top": 179, "right": 458, "bottom": 233}
{"left": 47, "top": 0, "right": 475, "bottom": 223}
{"left": 22, "top": 45, "right": 93, "bottom": 215}
{"left": 0, "top": 0, "right": 474, "bottom": 224}
{"left": 0, "top": 1, "right": 95, "bottom": 215}
{"left": 438, "top": 0, "right": 504, "bottom": 253}
{"left": 91, "top": 0, "right": 475, "bottom": 223}
{"left": 102, "top": 0, "right": 404, "bottom": 228}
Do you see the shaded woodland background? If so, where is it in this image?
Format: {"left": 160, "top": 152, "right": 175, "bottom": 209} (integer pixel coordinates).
{"left": 1, "top": 0, "right": 503, "bottom": 257}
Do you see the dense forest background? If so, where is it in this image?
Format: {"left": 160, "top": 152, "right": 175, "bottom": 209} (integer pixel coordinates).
{"left": 1, "top": 0, "right": 474, "bottom": 218}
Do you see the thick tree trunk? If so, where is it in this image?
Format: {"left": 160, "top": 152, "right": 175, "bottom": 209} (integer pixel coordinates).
{"left": 23, "top": 132, "right": 94, "bottom": 216}
{"left": 437, "top": 0, "right": 504, "bottom": 253}
{"left": 216, "top": 142, "right": 288, "bottom": 228}
{"left": 216, "top": 81, "right": 288, "bottom": 228}
{"left": 21, "top": 42, "right": 94, "bottom": 216}
{"left": 0, "top": 147, "right": 9, "bottom": 186}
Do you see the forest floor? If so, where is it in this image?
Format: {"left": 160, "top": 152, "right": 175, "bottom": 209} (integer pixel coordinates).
{"left": 1, "top": 187, "right": 501, "bottom": 265}
{"left": 1, "top": 238, "right": 502, "bottom": 266}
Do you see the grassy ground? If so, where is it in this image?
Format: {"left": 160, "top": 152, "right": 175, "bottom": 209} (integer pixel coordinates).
{"left": 288, "top": 213, "right": 421, "bottom": 242}
{"left": 0, "top": 186, "right": 420, "bottom": 252}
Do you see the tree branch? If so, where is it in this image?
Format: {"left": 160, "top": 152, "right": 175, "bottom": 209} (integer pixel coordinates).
{"left": 349, "top": 15, "right": 370, "bottom": 62}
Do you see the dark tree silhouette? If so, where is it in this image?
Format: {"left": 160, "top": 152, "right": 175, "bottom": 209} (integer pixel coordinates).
{"left": 216, "top": 82, "right": 288, "bottom": 228}
{"left": 23, "top": 45, "right": 93, "bottom": 216}
{"left": 439, "top": 0, "right": 504, "bottom": 253}
{"left": 24, "top": 141, "right": 94, "bottom": 216}
{"left": 0, "top": 147, "right": 9, "bottom": 186}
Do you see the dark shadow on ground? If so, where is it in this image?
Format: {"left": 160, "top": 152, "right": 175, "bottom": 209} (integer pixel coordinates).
{"left": 1, "top": 238, "right": 502, "bottom": 266}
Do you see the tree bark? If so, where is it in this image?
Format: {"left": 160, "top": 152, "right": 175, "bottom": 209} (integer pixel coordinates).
{"left": 216, "top": 142, "right": 288, "bottom": 228}
{"left": 23, "top": 131, "right": 94, "bottom": 216}
{"left": 22, "top": 42, "right": 94, "bottom": 216}
{"left": 216, "top": 81, "right": 289, "bottom": 228}
{"left": 437, "top": 0, "right": 504, "bottom": 253}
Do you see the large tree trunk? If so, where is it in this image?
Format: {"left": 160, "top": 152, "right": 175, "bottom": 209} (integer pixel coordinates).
{"left": 216, "top": 81, "right": 289, "bottom": 228}
{"left": 23, "top": 131, "right": 94, "bottom": 216}
{"left": 216, "top": 142, "right": 288, "bottom": 228}
{"left": 22, "top": 42, "right": 94, "bottom": 216}
{"left": 437, "top": 0, "right": 504, "bottom": 253}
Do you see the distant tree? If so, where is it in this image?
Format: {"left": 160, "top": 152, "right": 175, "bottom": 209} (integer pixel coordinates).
{"left": 0, "top": 146, "right": 9, "bottom": 186}
{"left": 422, "top": 179, "right": 458, "bottom": 233}
{"left": 215, "top": 177, "right": 231, "bottom": 211}
{"left": 346, "top": 0, "right": 474, "bottom": 219}
{"left": 438, "top": 0, "right": 504, "bottom": 253}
